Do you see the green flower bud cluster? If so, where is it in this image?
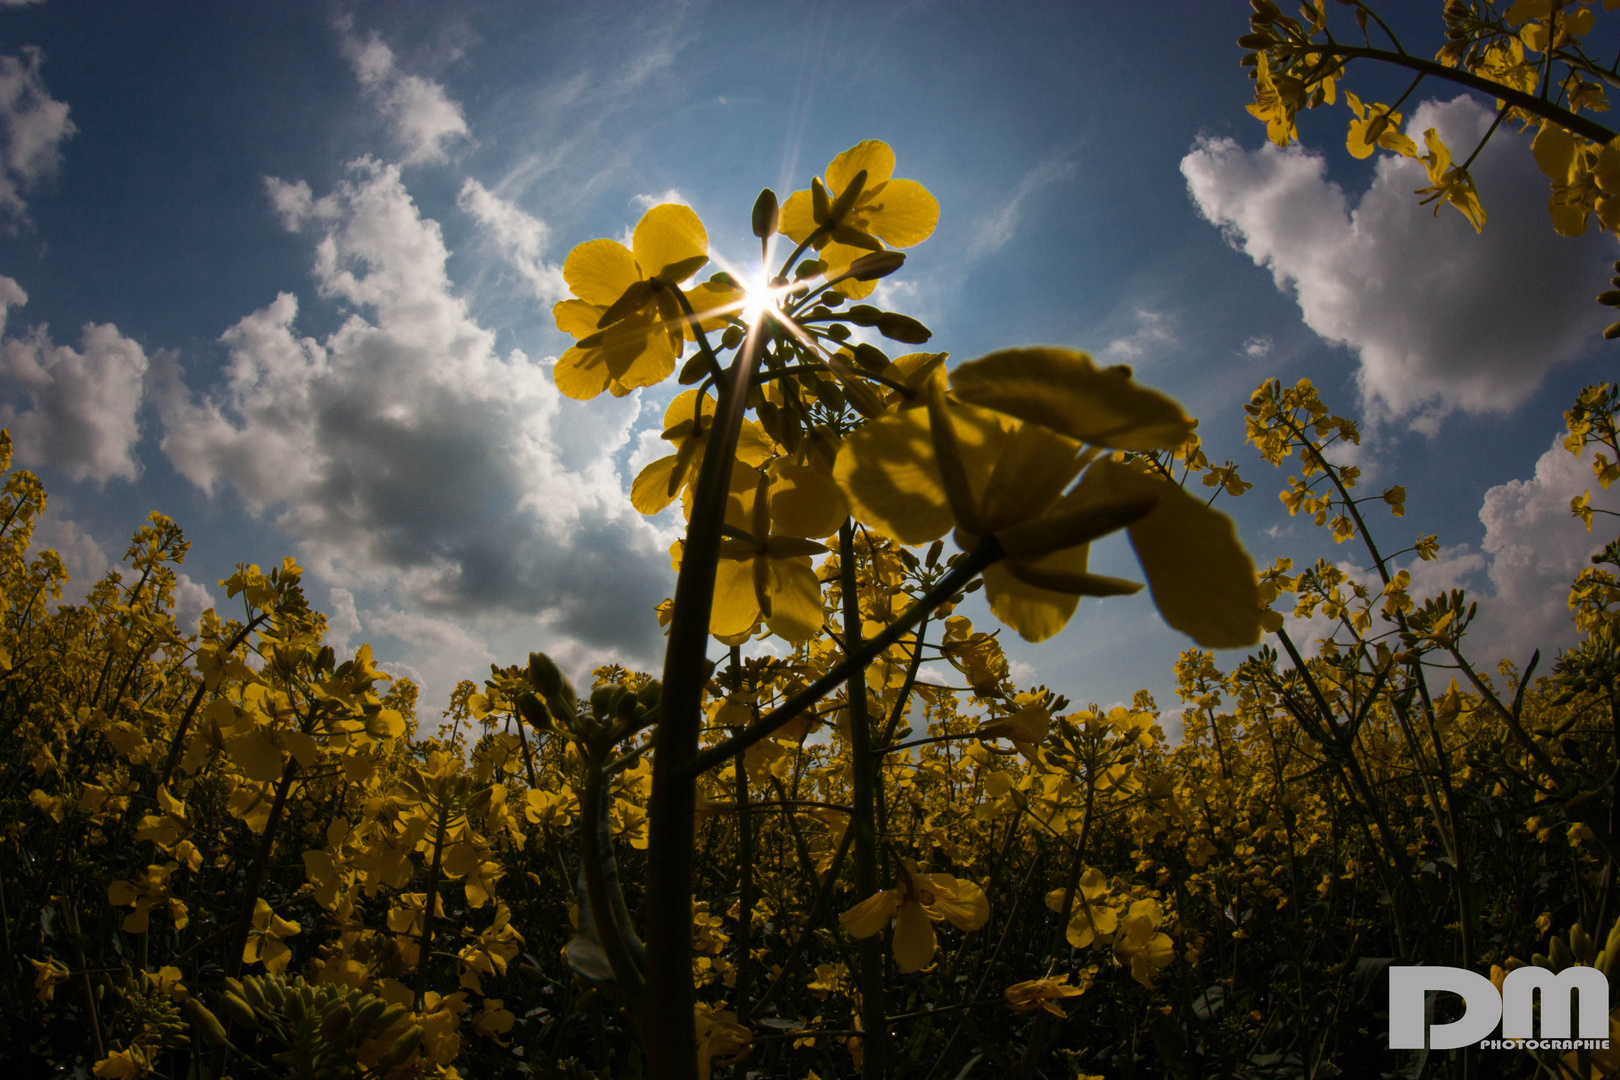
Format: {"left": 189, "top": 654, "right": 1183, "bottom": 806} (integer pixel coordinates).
{"left": 219, "top": 972, "right": 417, "bottom": 1080}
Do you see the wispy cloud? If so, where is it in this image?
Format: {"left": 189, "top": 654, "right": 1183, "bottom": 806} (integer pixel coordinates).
{"left": 966, "top": 156, "right": 1076, "bottom": 259}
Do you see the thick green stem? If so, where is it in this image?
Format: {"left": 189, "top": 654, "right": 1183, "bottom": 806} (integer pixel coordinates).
{"left": 841, "top": 519, "right": 888, "bottom": 1080}
{"left": 642, "top": 320, "right": 766, "bottom": 1080}
{"left": 413, "top": 795, "right": 451, "bottom": 1011}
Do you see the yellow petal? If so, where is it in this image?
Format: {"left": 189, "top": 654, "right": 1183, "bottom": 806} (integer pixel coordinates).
{"left": 553, "top": 345, "right": 614, "bottom": 400}
{"left": 840, "top": 889, "right": 901, "bottom": 939}
{"left": 762, "top": 556, "right": 824, "bottom": 643}
{"left": 1089, "top": 459, "right": 1261, "bottom": 648}
{"left": 632, "top": 203, "right": 708, "bottom": 281}
{"left": 1532, "top": 122, "right": 1577, "bottom": 184}
{"left": 978, "top": 418, "right": 1084, "bottom": 532}
{"left": 631, "top": 455, "right": 682, "bottom": 515}
{"left": 834, "top": 408, "right": 952, "bottom": 544}
{"left": 982, "top": 551, "right": 1082, "bottom": 643}
{"left": 563, "top": 239, "right": 639, "bottom": 307}
{"left": 926, "top": 875, "right": 989, "bottom": 931}
{"left": 1078, "top": 867, "right": 1110, "bottom": 901}
{"left": 779, "top": 188, "right": 816, "bottom": 245}
{"left": 228, "top": 728, "right": 287, "bottom": 784}
{"left": 1065, "top": 916, "right": 1098, "bottom": 950}
{"left": 710, "top": 556, "right": 762, "bottom": 639}
{"left": 554, "top": 298, "right": 606, "bottom": 339}
{"left": 862, "top": 177, "right": 939, "bottom": 248}
{"left": 768, "top": 461, "right": 847, "bottom": 538}
{"left": 949, "top": 348, "right": 1193, "bottom": 451}
{"left": 821, "top": 240, "right": 881, "bottom": 299}
{"left": 683, "top": 281, "right": 744, "bottom": 335}
{"left": 828, "top": 141, "right": 896, "bottom": 194}
{"left": 663, "top": 387, "right": 718, "bottom": 431}
{"left": 892, "top": 901, "right": 937, "bottom": 973}
{"left": 735, "top": 419, "right": 776, "bottom": 466}
{"left": 834, "top": 400, "right": 1002, "bottom": 545}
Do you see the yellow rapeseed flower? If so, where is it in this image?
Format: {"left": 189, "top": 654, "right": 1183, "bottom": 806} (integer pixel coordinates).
{"left": 780, "top": 140, "right": 939, "bottom": 298}
{"left": 840, "top": 859, "right": 988, "bottom": 973}
{"left": 552, "top": 203, "right": 739, "bottom": 399}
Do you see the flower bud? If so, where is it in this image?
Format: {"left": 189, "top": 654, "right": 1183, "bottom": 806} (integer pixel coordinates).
{"left": 811, "top": 177, "right": 832, "bottom": 226}
{"left": 847, "top": 251, "right": 906, "bottom": 281}
{"left": 185, "top": 998, "right": 231, "bottom": 1046}
{"left": 877, "top": 312, "right": 932, "bottom": 344}
{"left": 320, "top": 1001, "right": 353, "bottom": 1041}
{"left": 845, "top": 304, "right": 882, "bottom": 327}
{"left": 752, "top": 189, "right": 779, "bottom": 238}
{"left": 220, "top": 990, "right": 259, "bottom": 1029}
{"left": 851, "top": 343, "right": 889, "bottom": 373}
{"left": 378, "top": 1025, "right": 425, "bottom": 1070}
{"left": 826, "top": 169, "right": 867, "bottom": 225}
{"left": 516, "top": 691, "right": 550, "bottom": 731}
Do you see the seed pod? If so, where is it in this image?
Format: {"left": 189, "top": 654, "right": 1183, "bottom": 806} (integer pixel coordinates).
{"left": 876, "top": 312, "right": 932, "bottom": 344}
{"left": 752, "top": 188, "right": 779, "bottom": 238}
{"left": 185, "top": 998, "right": 231, "bottom": 1046}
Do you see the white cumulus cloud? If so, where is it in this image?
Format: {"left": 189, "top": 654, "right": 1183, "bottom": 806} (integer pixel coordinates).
{"left": 1182, "top": 96, "right": 1609, "bottom": 431}
{"left": 0, "top": 275, "right": 148, "bottom": 483}
{"left": 155, "top": 158, "right": 673, "bottom": 697}
{"left": 0, "top": 46, "right": 74, "bottom": 221}
{"left": 341, "top": 26, "right": 468, "bottom": 166}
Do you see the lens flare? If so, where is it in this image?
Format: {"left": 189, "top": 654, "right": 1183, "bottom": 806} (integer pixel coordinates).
{"left": 741, "top": 272, "right": 779, "bottom": 325}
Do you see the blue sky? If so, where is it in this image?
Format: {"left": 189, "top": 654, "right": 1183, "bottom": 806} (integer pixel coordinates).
{"left": 2, "top": 1, "right": 1616, "bottom": 724}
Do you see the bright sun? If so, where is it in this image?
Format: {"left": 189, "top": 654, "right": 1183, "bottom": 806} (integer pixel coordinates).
{"left": 740, "top": 272, "right": 778, "bottom": 325}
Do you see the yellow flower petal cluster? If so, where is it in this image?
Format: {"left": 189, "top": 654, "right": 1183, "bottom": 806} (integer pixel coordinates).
{"left": 840, "top": 859, "right": 988, "bottom": 973}
{"left": 1005, "top": 973, "right": 1089, "bottom": 1017}
{"left": 835, "top": 349, "right": 1262, "bottom": 645}
{"left": 552, "top": 203, "right": 739, "bottom": 399}
{"left": 780, "top": 140, "right": 939, "bottom": 299}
